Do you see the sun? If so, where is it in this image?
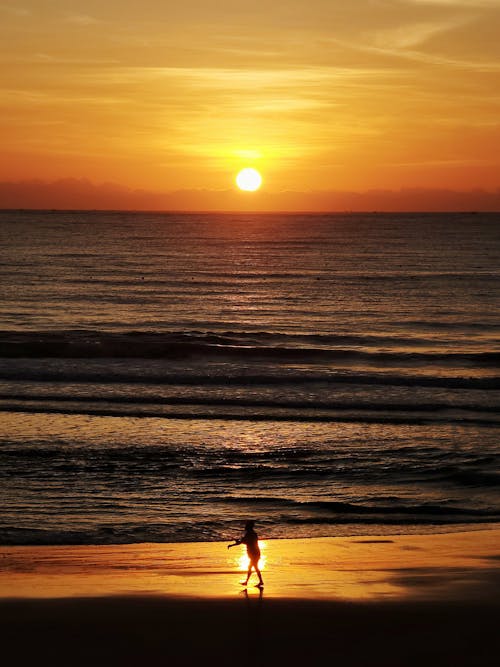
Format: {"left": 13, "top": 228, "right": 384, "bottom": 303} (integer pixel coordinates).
{"left": 236, "top": 168, "right": 262, "bottom": 192}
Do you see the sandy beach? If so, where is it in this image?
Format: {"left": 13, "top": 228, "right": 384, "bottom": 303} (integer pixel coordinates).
{"left": 2, "top": 527, "right": 500, "bottom": 666}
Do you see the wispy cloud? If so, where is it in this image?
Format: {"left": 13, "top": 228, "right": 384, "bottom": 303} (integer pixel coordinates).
{"left": 403, "top": 1, "right": 499, "bottom": 6}
{"left": 368, "top": 46, "right": 500, "bottom": 72}
{"left": 327, "top": 30, "right": 500, "bottom": 72}
{"left": 1, "top": 0, "right": 499, "bottom": 194}
{"left": 384, "top": 158, "right": 499, "bottom": 167}
{"left": 372, "top": 16, "right": 470, "bottom": 49}
{"left": 0, "top": 5, "right": 31, "bottom": 17}
{"left": 85, "top": 64, "right": 405, "bottom": 92}
{"left": 2, "top": 87, "right": 127, "bottom": 106}
{"left": 22, "top": 53, "right": 121, "bottom": 66}
{"left": 63, "top": 13, "right": 101, "bottom": 26}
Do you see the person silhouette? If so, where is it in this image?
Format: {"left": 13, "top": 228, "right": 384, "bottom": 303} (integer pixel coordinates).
{"left": 228, "top": 520, "right": 264, "bottom": 588}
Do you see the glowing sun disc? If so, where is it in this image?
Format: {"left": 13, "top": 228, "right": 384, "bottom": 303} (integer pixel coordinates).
{"left": 236, "top": 168, "right": 262, "bottom": 192}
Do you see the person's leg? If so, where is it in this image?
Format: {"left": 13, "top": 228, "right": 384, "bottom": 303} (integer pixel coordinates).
{"left": 251, "top": 559, "right": 264, "bottom": 586}
{"left": 242, "top": 564, "right": 252, "bottom": 585}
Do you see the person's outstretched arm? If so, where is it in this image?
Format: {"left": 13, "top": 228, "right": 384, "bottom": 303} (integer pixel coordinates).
{"left": 227, "top": 539, "right": 241, "bottom": 549}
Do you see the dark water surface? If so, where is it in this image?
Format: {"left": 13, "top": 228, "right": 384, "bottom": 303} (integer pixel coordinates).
{"left": 0, "top": 211, "right": 499, "bottom": 544}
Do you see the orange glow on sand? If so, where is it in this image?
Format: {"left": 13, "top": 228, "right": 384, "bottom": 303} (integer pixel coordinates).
{"left": 236, "top": 540, "right": 267, "bottom": 573}
{"left": 2, "top": 530, "right": 500, "bottom": 601}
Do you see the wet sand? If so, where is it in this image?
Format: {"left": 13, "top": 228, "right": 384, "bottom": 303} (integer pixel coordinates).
{"left": 2, "top": 528, "right": 500, "bottom": 666}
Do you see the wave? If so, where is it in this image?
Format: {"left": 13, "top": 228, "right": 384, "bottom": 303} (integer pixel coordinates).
{"left": 440, "top": 470, "right": 500, "bottom": 487}
{"left": 3, "top": 446, "right": 499, "bottom": 490}
{"left": 193, "top": 496, "right": 500, "bottom": 517}
{"left": 282, "top": 516, "right": 500, "bottom": 526}
{"left": 296, "top": 500, "right": 499, "bottom": 516}
{"left": 2, "top": 514, "right": 499, "bottom": 546}
{"left": 0, "top": 330, "right": 498, "bottom": 366}
{"left": 0, "top": 524, "right": 221, "bottom": 546}
{"left": 0, "top": 403, "right": 497, "bottom": 425}
{"left": 1, "top": 392, "right": 498, "bottom": 414}
{"left": 0, "top": 367, "right": 498, "bottom": 390}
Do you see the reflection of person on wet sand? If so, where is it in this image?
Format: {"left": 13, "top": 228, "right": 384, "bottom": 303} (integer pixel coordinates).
{"left": 228, "top": 520, "right": 264, "bottom": 588}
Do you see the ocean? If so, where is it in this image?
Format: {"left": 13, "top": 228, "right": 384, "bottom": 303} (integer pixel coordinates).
{"left": 0, "top": 210, "right": 499, "bottom": 545}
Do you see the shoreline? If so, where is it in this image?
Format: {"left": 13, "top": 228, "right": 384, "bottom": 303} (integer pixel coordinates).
{"left": 2, "top": 528, "right": 500, "bottom": 666}
{"left": 2, "top": 525, "right": 499, "bottom": 602}
{"left": 2, "top": 519, "right": 498, "bottom": 549}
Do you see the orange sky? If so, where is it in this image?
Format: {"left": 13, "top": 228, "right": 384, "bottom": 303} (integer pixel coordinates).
{"left": 1, "top": 1, "right": 500, "bottom": 210}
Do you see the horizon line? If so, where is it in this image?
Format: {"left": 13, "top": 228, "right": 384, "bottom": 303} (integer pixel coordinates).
{"left": 1, "top": 207, "right": 498, "bottom": 215}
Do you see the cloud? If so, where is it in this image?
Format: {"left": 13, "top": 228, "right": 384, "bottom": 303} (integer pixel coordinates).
{"left": 403, "top": 1, "right": 499, "bottom": 6}
{"left": 87, "top": 64, "right": 393, "bottom": 88}
{"left": 1, "top": 1, "right": 499, "bottom": 194}
{"left": 0, "top": 5, "right": 31, "bottom": 17}
{"left": 1, "top": 179, "right": 499, "bottom": 212}
{"left": 372, "top": 16, "right": 470, "bottom": 49}
{"left": 63, "top": 13, "right": 101, "bottom": 26}
{"left": 327, "top": 30, "right": 500, "bottom": 72}
{"left": 14, "top": 52, "right": 121, "bottom": 66}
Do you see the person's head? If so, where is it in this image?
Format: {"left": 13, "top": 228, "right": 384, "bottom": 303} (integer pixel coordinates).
{"left": 245, "top": 520, "right": 255, "bottom": 531}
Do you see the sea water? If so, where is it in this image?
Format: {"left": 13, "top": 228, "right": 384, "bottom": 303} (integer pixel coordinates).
{"left": 0, "top": 210, "right": 499, "bottom": 544}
